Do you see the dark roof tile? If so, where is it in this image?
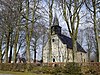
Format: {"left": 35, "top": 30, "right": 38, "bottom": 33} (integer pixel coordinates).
{"left": 58, "top": 34, "right": 87, "bottom": 53}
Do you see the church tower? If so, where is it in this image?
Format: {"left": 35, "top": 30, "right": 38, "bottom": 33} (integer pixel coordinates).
{"left": 51, "top": 15, "right": 62, "bottom": 35}
{"left": 43, "top": 13, "right": 87, "bottom": 63}
{"left": 50, "top": 15, "right": 64, "bottom": 62}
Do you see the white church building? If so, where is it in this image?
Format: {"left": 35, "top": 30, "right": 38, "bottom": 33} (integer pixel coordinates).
{"left": 43, "top": 15, "right": 87, "bottom": 63}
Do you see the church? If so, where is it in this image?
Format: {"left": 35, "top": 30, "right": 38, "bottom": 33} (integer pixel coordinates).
{"left": 43, "top": 15, "right": 87, "bottom": 63}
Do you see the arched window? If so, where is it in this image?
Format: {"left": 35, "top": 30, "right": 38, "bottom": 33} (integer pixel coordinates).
{"left": 52, "top": 39, "right": 55, "bottom": 42}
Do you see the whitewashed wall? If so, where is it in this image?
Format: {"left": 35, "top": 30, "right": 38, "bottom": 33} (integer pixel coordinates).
{"left": 43, "top": 35, "right": 87, "bottom": 63}
{"left": 51, "top": 35, "right": 67, "bottom": 62}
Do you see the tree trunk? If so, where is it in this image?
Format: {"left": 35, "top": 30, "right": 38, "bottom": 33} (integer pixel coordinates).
{"left": 48, "top": 0, "right": 54, "bottom": 62}
{"left": 13, "top": 29, "right": 19, "bottom": 63}
{"left": 26, "top": 38, "right": 30, "bottom": 63}
{"left": 48, "top": 33, "right": 52, "bottom": 62}
{"left": 61, "top": 0, "right": 82, "bottom": 62}
{"left": 86, "top": 30, "right": 91, "bottom": 62}
{"left": 72, "top": 36, "right": 77, "bottom": 62}
{"left": 15, "top": 40, "right": 22, "bottom": 63}
{"left": 25, "top": 0, "right": 30, "bottom": 63}
{"left": 33, "top": 36, "right": 38, "bottom": 63}
{"left": 92, "top": 0, "right": 99, "bottom": 62}
{"left": 0, "top": 35, "right": 3, "bottom": 63}
{"left": 98, "top": 36, "right": 100, "bottom": 61}
{"left": 5, "top": 32, "right": 10, "bottom": 63}
{"left": 42, "top": 32, "right": 45, "bottom": 63}
{"left": 34, "top": 48, "right": 36, "bottom": 63}
{"left": 0, "top": 43, "right": 2, "bottom": 63}
{"left": 8, "top": 36, "right": 13, "bottom": 63}
{"left": 88, "top": 49, "right": 91, "bottom": 62}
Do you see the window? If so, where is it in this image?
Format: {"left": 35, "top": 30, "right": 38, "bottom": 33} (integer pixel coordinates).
{"left": 84, "top": 59, "right": 85, "bottom": 62}
{"left": 53, "top": 58, "right": 55, "bottom": 62}
{"left": 52, "top": 39, "right": 55, "bottom": 42}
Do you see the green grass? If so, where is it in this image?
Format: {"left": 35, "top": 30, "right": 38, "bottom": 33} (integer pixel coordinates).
{"left": 0, "top": 71, "right": 51, "bottom": 75}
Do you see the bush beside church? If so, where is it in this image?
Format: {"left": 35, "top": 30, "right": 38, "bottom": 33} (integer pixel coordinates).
{"left": 0, "top": 63, "right": 100, "bottom": 75}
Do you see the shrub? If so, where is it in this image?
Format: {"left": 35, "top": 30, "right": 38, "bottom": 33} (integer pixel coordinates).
{"left": 0, "top": 63, "right": 13, "bottom": 71}
{"left": 52, "top": 66, "right": 64, "bottom": 75}
{"left": 41, "top": 66, "right": 54, "bottom": 74}
{"left": 81, "top": 66, "right": 90, "bottom": 74}
{"left": 87, "top": 65, "right": 99, "bottom": 75}
{"left": 64, "top": 62, "right": 81, "bottom": 74}
{"left": 0, "top": 63, "right": 100, "bottom": 75}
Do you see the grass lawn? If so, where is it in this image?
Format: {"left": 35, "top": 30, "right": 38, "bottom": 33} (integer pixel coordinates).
{"left": 0, "top": 71, "right": 51, "bottom": 75}
{"left": 0, "top": 71, "right": 83, "bottom": 75}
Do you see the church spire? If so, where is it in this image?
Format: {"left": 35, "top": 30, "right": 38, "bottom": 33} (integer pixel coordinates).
{"left": 51, "top": 14, "right": 61, "bottom": 35}
{"left": 53, "top": 14, "right": 59, "bottom": 26}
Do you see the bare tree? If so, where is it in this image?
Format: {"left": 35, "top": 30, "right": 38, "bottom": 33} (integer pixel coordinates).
{"left": 48, "top": 0, "right": 54, "bottom": 62}
{"left": 0, "top": 33, "right": 4, "bottom": 63}
{"left": 85, "top": 0, "right": 100, "bottom": 62}
{"left": 0, "top": 0, "right": 17, "bottom": 63}
{"left": 13, "top": 0, "right": 23, "bottom": 63}
{"left": 59, "top": 0, "right": 84, "bottom": 62}
{"left": 85, "top": 27, "right": 96, "bottom": 62}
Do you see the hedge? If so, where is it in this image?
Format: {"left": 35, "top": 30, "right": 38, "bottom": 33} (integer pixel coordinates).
{"left": 0, "top": 63, "right": 99, "bottom": 75}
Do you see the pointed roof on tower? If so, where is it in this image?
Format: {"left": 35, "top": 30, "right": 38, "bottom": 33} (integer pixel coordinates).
{"left": 53, "top": 14, "right": 59, "bottom": 26}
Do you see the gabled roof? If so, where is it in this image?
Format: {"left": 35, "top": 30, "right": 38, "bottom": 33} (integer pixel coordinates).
{"left": 58, "top": 34, "right": 87, "bottom": 53}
